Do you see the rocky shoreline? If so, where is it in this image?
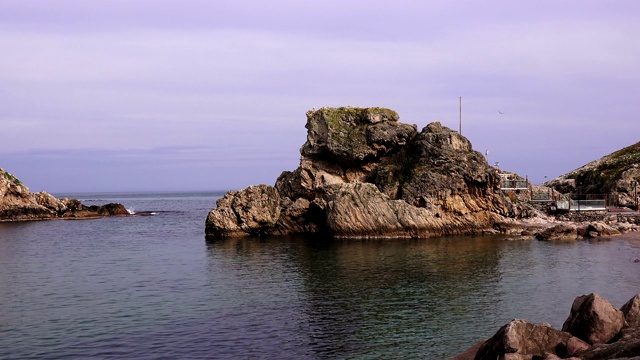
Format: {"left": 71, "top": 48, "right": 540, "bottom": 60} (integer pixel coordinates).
{"left": 205, "top": 107, "right": 640, "bottom": 241}
{"left": 453, "top": 293, "right": 640, "bottom": 360}
{"left": 0, "top": 168, "right": 131, "bottom": 221}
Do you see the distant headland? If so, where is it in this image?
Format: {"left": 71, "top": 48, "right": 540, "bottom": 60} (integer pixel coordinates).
{"left": 0, "top": 168, "right": 131, "bottom": 221}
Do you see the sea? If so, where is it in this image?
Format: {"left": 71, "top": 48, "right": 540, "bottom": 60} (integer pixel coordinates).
{"left": 1, "top": 191, "right": 639, "bottom": 359}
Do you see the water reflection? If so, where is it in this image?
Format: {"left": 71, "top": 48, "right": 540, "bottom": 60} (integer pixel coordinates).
{"left": 205, "top": 235, "right": 509, "bottom": 358}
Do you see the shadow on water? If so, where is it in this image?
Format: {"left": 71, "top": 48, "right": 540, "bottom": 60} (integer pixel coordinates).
{"left": 205, "top": 234, "right": 509, "bottom": 358}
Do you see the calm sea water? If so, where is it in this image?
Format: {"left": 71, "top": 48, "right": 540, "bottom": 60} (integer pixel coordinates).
{"left": 1, "top": 192, "right": 639, "bottom": 359}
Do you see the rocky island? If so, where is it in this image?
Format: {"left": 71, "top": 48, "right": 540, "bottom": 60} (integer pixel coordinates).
{"left": 0, "top": 168, "right": 130, "bottom": 221}
{"left": 206, "top": 106, "right": 638, "bottom": 240}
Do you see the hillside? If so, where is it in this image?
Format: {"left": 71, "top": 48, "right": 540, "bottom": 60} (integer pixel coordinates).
{"left": 545, "top": 141, "right": 640, "bottom": 208}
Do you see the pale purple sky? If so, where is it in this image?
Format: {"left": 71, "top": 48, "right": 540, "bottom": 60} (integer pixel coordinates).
{"left": 1, "top": 0, "right": 639, "bottom": 193}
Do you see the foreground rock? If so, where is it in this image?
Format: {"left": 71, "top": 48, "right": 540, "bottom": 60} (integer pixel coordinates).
{"left": 0, "top": 168, "right": 130, "bottom": 221}
{"left": 206, "top": 107, "right": 530, "bottom": 239}
{"left": 562, "top": 293, "right": 625, "bottom": 345}
{"left": 456, "top": 293, "right": 640, "bottom": 359}
{"left": 474, "top": 319, "right": 574, "bottom": 360}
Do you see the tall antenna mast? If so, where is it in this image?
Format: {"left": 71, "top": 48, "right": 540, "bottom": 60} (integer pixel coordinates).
{"left": 459, "top": 96, "right": 462, "bottom": 134}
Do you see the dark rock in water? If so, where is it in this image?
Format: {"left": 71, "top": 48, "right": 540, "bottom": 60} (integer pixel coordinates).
{"left": 562, "top": 293, "right": 625, "bottom": 345}
{"left": 0, "top": 167, "right": 131, "bottom": 221}
{"left": 473, "top": 319, "right": 572, "bottom": 360}
{"left": 205, "top": 185, "right": 282, "bottom": 238}
{"left": 206, "top": 106, "right": 531, "bottom": 239}
{"left": 536, "top": 223, "right": 578, "bottom": 241}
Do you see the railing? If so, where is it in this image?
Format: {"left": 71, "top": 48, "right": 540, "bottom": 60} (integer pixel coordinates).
{"left": 500, "top": 180, "right": 528, "bottom": 190}
{"left": 556, "top": 199, "right": 606, "bottom": 211}
{"left": 531, "top": 192, "right": 552, "bottom": 202}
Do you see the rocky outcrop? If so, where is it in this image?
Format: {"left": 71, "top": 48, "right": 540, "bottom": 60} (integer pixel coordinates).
{"left": 545, "top": 141, "right": 640, "bottom": 209}
{"left": 206, "top": 107, "right": 529, "bottom": 239}
{"left": 0, "top": 168, "right": 130, "bottom": 221}
{"left": 456, "top": 293, "right": 640, "bottom": 360}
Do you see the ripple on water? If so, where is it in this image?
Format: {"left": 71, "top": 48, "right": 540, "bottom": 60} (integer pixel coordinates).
{"left": 1, "top": 201, "right": 640, "bottom": 359}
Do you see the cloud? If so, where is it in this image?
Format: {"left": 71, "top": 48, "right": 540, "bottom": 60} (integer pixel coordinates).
{"left": 1, "top": 0, "right": 639, "bottom": 191}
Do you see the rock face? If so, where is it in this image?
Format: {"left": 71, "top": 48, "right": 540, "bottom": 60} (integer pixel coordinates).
{"left": 0, "top": 168, "right": 129, "bottom": 221}
{"left": 562, "top": 293, "right": 626, "bottom": 345}
{"left": 545, "top": 141, "right": 640, "bottom": 209}
{"left": 206, "top": 107, "right": 528, "bottom": 239}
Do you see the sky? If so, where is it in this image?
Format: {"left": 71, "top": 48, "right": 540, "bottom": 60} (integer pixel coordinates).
{"left": 1, "top": 0, "right": 639, "bottom": 193}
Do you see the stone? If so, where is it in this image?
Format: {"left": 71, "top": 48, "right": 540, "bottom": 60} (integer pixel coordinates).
{"left": 562, "top": 293, "right": 626, "bottom": 345}
{"left": 566, "top": 336, "right": 591, "bottom": 357}
{"left": 205, "top": 185, "right": 281, "bottom": 238}
{"left": 584, "top": 222, "right": 622, "bottom": 238}
{"left": 473, "top": 319, "right": 572, "bottom": 360}
{"left": 621, "top": 294, "right": 640, "bottom": 328}
{"left": 536, "top": 223, "right": 578, "bottom": 241}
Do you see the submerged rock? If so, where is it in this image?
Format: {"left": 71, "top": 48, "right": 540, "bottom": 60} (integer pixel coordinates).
{"left": 206, "top": 106, "right": 530, "bottom": 239}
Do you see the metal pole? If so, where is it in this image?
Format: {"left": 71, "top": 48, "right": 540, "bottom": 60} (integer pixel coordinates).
{"left": 459, "top": 96, "right": 462, "bottom": 134}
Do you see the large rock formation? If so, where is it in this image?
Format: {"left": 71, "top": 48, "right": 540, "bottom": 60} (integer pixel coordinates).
{"left": 0, "top": 168, "right": 130, "bottom": 221}
{"left": 545, "top": 141, "right": 640, "bottom": 209}
{"left": 206, "top": 107, "right": 530, "bottom": 239}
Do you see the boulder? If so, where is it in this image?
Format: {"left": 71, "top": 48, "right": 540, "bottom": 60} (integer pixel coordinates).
{"left": 584, "top": 222, "right": 622, "bottom": 238}
{"left": 205, "top": 185, "right": 281, "bottom": 238}
{"left": 621, "top": 294, "right": 640, "bottom": 328}
{"left": 536, "top": 223, "right": 578, "bottom": 241}
{"left": 566, "top": 336, "right": 591, "bottom": 357}
{"left": 473, "top": 319, "right": 572, "bottom": 360}
{"left": 562, "top": 293, "right": 626, "bottom": 345}
{"left": 300, "top": 106, "right": 414, "bottom": 165}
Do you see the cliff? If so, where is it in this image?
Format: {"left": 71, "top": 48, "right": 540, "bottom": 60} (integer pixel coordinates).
{"left": 545, "top": 141, "right": 640, "bottom": 208}
{"left": 0, "top": 168, "right": 130, "bottom": 221}
{"left": 206, "top": 107, "right": 533, "bottom": 239}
